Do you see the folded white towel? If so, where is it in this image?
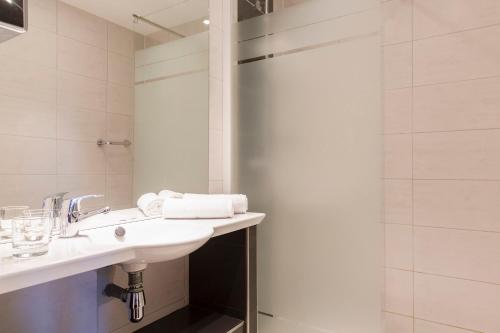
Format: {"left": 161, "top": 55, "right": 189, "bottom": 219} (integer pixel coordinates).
{"left": 162, "top": 197, "right": 234, "bottom": 219}
{"left": 158, "top": 189, "right": 184, "bottom": 199}
{"left": 137, "top": 193, "right": 164, "bottom": 216}
{"left": 184, "top": 194, "right": 248, "bottom": 214}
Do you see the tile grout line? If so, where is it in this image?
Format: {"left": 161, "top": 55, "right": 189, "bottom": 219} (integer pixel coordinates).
{"left": 410, "top": 0, "right": 416, "bottom": 329}
{"left": 384, "top": 311, "right": 483, "bottom": 333}
{"left": 55, "top": 1, "right": 60, "bottom": 196}
{"left": 386, "top": 268, "right": 500, "bottom": 288}
{"left": 382, "top": 20, "right": 500, "bottom": 46}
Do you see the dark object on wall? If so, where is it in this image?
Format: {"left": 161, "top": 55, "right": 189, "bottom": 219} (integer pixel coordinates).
{"left": 0, "top": 0, "right": 27, "bottom": 42}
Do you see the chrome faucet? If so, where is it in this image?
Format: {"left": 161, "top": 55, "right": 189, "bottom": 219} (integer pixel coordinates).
{"left": 60, "top": 195, "right": 111, "bottom": 238}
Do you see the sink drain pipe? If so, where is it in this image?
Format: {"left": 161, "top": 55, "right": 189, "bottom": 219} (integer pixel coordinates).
{"left": 104, "top": 271, "right": 146, "bottom": 323}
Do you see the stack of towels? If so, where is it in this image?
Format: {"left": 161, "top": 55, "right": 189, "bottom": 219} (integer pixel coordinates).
{"left": 137, "top": 189, "right": 248, "bottom": 219}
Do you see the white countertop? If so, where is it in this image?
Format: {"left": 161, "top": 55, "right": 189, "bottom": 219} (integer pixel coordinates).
{"left": 0, "top": 209, "right": 265, "bottom": 295}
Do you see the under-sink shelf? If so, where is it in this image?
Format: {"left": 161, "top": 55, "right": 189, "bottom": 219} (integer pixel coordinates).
{"left": 134, "top": 306, "right": 244, "bottom": 333}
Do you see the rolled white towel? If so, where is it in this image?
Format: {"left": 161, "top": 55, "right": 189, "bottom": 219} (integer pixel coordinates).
{"left": 184, "top": 194, "right": 248, "bottom": 214}
{"left": 158, "top": 189, "right": 184, "bottom": 199}
{"left": 137, "top": 193, "right": 164, "bottom": 216}
{"left": 162, "top": 197, "right": 234, "bottom": 219}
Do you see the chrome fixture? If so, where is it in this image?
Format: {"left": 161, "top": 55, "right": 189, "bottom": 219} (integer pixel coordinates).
{"left": 97, "top": 139, "right": 132, "bottom": 147}
{"left": 132, "top": 13, "right": 184, "bottom": 38}
{"left": 60, "top": 195, "right": 110, "bottom": 238}
{"left": 114, "top": 226, "right": 126, "bottom": 238}
{"left": 104, "top": 270, "right": 146, "bottom": 323}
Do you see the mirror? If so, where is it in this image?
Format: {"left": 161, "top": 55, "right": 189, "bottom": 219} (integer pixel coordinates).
{"left": 0, "top": 0, "right": 210, "bottom": 242}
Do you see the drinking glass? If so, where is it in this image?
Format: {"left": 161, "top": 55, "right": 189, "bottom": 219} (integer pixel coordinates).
{"left": 11, "top": 209, "right": 53, "bottom": 258}
{"left": 0, "top": 206, "right": 29, "bottom": 240}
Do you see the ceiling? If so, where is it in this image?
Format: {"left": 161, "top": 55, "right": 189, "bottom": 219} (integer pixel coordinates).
{"left": 60, "top": 0, "right": 209, "bottom": 35}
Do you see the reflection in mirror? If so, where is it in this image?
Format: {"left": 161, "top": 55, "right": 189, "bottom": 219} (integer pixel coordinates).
{"left": 0, "top": 0, "right": 209, "bottom": 243}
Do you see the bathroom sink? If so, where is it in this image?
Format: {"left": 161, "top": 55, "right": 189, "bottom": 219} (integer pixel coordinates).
{"left": 79, "top": 220, "right": 214, "bottom": 272}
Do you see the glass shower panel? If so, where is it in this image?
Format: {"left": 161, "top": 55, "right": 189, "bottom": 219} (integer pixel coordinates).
{"left": 235, "top": 1, "right": 382, "bottom": 332}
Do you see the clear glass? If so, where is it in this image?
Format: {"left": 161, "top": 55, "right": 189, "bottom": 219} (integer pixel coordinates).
{"left": 0, "top": 205, "right": 29, "bottom": 240}
{"left": 11, "top": 209, "right": 53, "bottom": 258}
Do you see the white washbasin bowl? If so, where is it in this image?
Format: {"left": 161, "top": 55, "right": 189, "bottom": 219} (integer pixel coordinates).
{"left": 79, "top": 220, "right": 214, "bottom": 272}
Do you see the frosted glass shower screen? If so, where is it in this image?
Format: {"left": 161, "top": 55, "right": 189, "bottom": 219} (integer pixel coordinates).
{"left": 134, "top": 32, "right": 209, "bottom": 199}
{"left": 235, "top": 1, "right": 382, "bottom": 332}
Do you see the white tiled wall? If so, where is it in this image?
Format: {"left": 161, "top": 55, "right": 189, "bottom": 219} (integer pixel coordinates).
{"left": 0, "top": 0, "right": 134, "bottom": 210}
{"left": 0, "top": 1, "right": 211, "bottom": 332}
{"left": 383, "top": 0, "right": 500, "bottom": 332}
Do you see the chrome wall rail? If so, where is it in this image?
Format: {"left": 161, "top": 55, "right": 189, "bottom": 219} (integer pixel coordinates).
{"left": 97, "top": 139, "right": 132, "bottom": 147}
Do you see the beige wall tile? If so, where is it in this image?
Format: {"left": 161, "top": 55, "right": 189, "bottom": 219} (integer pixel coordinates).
{"left": 415, "top": 226, "right": 500, "bottom": 284}
{"left": 106, "top": 113, "right": 133, "bottom": 141}
{"left": 414, "top": 25, "right": 500, "bottom": 85}
{"left": 385, "top": 268, "right": 413, "bottom": 316}
{"left": 383, "top": 42, "right": 412, "bottom": 89}
{"left": 107, "top": 82, "right": 134, "bottom": 116}
{"left": 414, "top": 319, "right": 477, "bottom": 333}
{"left": 384, "top": 88, "right": 412, "bottom": 134}
{"left": 0, "top": 271, "right": 97, "bottom": 333}
{"left": 0, "top": 55, "right": 57, "bottom": 104}
{"left": 0, "top": 135, "right": 56, "bottom": 174}
{"left": 0, "top": 26, "right": 56, "bottom": 68}
{"left": 57, "top": 36, "right": 107, "bottom": 80}
{"left": 107, "top": 23, "right": 135, "bottom": 58}
{"left": 386, "top": 224, "right": 413, "bottom": 270}
{"left": 385, "top": 312, "right": 413, "bottom": 333}
{"left": 385, "top": 180, "right": 412, "bottom": 224}
{"left": 414, "top": 0, "right": 500, "bottom": 39}
{"left": 382, "top": 0, "right": 412, "bottom": 45}
{"left": 414, "top": 130, "right": 500, "bottom": 180}
{"left": 414, "top": 77, "right": 500, "bottom": 132}
{"left": 414, "top": 180, "right": 500, "bottom": 232}
{"left": 57, "top": 174, "right": 106, "bottom": 209}
{"left": 57, "top": 71, "right": 106, "bottom": 111}
{"left": 106, "top": 146, "right": 133, "bottom": 175}
{"left": 28, "top": 0, "right": 57, "bottom": 32}
{"left": 0, "top": 95, "right": 56, "bottom": 138}
{"left": 384, "top": 134, "right": 412, "bottom": 179}
{"left": 57, "top": 141, "right": 106, "bottom": 174}
{"left": 98, "top": 260, "right": 186, "bottom": 332}
{"left": 0, "top": 175, "right": 56, "bottom": 208}
{"left": 57, "top": 2, "right": 107, "bottom": 49}
{"left": 57, "top": 107, "right": 105, "bottom": 141}
{"left": 106, "top": 174, "right": 132, "bottom": 208}
{"left": 142, "top": 260, "right": 186, "bottom": 312}
{"left": 108, "top": 52, "right": 134, "bottom": 87}
{"left": 414, "top": 273, "right": 500, "bottom": 332}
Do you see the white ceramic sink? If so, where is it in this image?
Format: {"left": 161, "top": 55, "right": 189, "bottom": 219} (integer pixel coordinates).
{"left": 79, "top": 220, "right": 214, "bottom": 272}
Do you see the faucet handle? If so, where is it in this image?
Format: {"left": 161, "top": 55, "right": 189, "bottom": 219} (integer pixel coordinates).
{"left": 67, "top": 194, "right": 104, "bottom": 212}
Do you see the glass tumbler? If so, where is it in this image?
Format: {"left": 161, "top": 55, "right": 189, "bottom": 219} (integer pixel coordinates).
{"left": 0, "top": 206, "right": 30, "bottom": 240}
{"left": 11, "top": 209, "right": 53, "bottom": 258}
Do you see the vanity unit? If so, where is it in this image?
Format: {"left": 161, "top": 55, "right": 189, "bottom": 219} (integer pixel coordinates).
{"left": 0, "top": 209, "right": 264, "bottom": 333}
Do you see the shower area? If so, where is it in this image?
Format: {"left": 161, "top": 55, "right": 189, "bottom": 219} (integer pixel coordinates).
{"left": 233, "top": 0, "right": 383, "bottom": 332}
